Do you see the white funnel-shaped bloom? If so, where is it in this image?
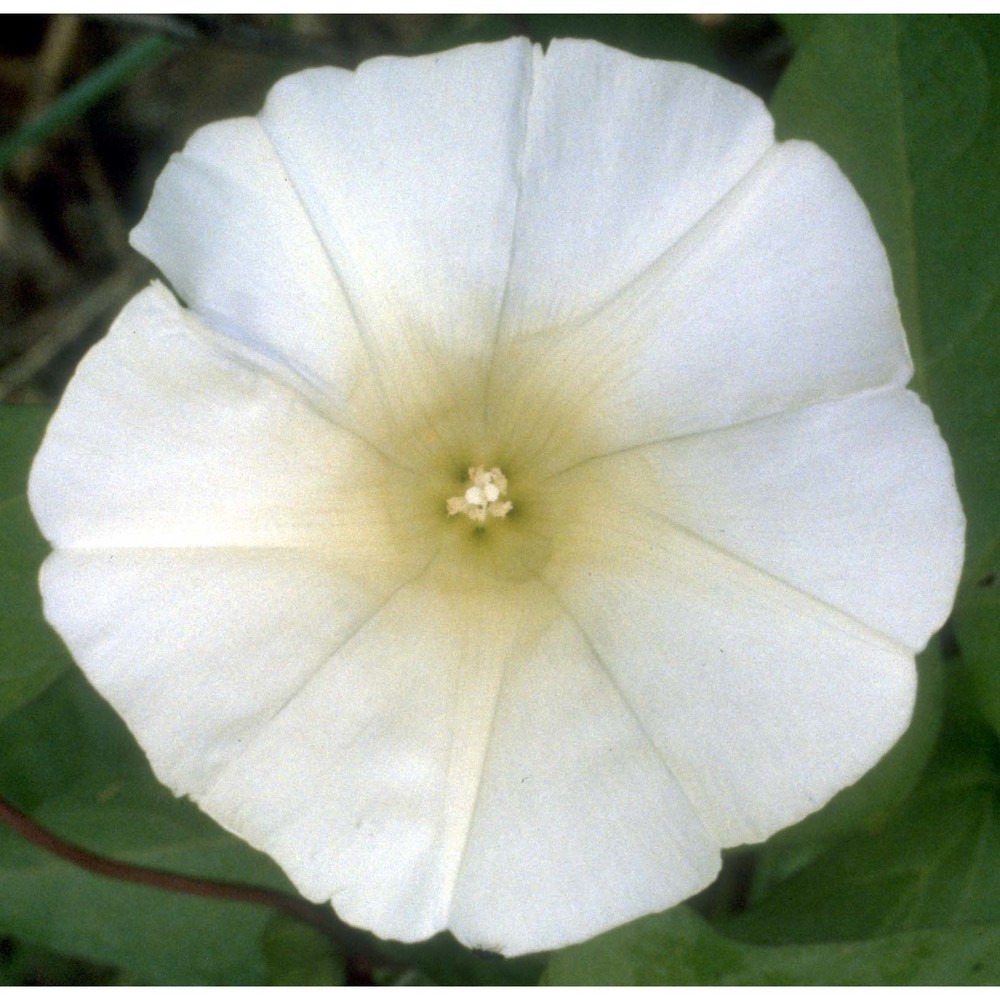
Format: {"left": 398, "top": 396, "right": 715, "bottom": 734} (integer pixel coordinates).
{"left": 29, "top": 39, "right": 964, "bottom": 957}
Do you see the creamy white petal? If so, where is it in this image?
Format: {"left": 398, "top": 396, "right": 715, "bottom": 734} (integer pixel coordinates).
{"left": 28, "top": 283, "right": 435, "bottom": 565}
{"left": 644, "top": 389, "right": 965, "bottom": 651}
{"left": 37, "top": 547, "right": 408, "bottom": 795}
{"left": 197, "top": 569, "right": 716, "bottom": 955}
{"left": 196, "top": 575, "right": 535, "bottom": 944}
{"left": 447, "top": 609, "right": 718, "bottom": 956}
{"left": 257, "top": 40, "right": 535, "bottom": 439}
{"left": 498, "top": 39, "right": 775, "bottom": 334}
{"left": 491, "top": 141, "right": 911, "bottom": 469}
{"left": 129, "top": 118, "right": 373, "bottom": 421}
{"left": 544, "top": 460, "right": 917, "bottom": 846}
{"left": 26, "top": 38, "right": 967, "bottom": 963}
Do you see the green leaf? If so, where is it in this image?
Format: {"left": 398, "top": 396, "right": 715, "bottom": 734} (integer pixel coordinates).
{"left": 770, "top": 14, "right": 1000, "bottom": 586}
{"left": 724, "top": 709, "right": 1000, "bottom": 946}
{"left": 374, "top": 932, "right": 545, "bottom": 986}
{"left": 768, "top": 26, "right": 1000, "bottom": 939}
{"left": 0, "top": 405, "right": 70, "bottom": 721}
{"left": 0, "top": 407, "right": 49, "bottom": 526}
{"left": 544, "top": 906, "right": 1000, "bottom": 985}
{"left": 775, "top": 14, "right": 821, "bottom": 47}
{"left": 954, "top": 584, "right": 1000, "bottom": 736}
{"left": 0, "top": 835, "right": 276, "bottom": 986}
{"left": 0, "top": 935, "right": 118, "bottom": 986}
{"left": 261, "top": 915, "right": 345, "bottom": 986}
{"left": 0, "top": 672, "right": 296, "bottom": 984}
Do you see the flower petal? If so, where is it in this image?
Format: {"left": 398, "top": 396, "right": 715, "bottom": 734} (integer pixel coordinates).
{"left": 197, "top": 576, "right": 523, "bottom": 945}
{"left": 129, "top": 118, "right": 369, "bottom": 418}
{"left": 256, "top": 39, "right": 535, "bottom": 410}
{"left": 644, "top": 388, "right": 965, "bottom": 651}
{"left": 36, "top": 547, "right": 408, "bottom": 795}
{"left": 446, "top": 606, "right": 718, "bottom": 955}
{"left": 196, "top": 571, "right": 717, "bottom": 955}
{"left": 500, "top": 39, "right": 775, "bottom": 333}
{"left": 29, "top": 283, "right": 434, "bottom": 565}
{"left": 543, "top": 459, "right": 918, "bottom": 846}
{"left": 492, "top": 141, "right": 911, "bottom": 469}
{"left": 27, "top": 38, "right": 967, "bottom": 963}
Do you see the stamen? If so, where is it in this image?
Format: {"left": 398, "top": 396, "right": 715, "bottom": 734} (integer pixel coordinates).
{"left": 447, "top": 466, "right": 512, "bottom": 522}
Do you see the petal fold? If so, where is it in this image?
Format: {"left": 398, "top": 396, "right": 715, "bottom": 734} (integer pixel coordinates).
{"left": 129, "top": 118, "right": 370, "bottom": 421}
{"left": 37, "top": 547, "right": 406, "bottom": 795}
{"left": 29, "top": 283, "right": 434, "bottom": 567}
{"left": 644, "top": 388, "right": 965, "bottom": 651}
{"left": 492, "top": 141, "right": 912, "bottom": 468}
{"left": 544, "top": 456, "right": 919, "bottom": 846}
{"left": 257, "top": 39, "right": 536, "bottom": 430}
{"left": 500, "top": 39, "right": 776, "bottom": 333}
{"left": 113, "top": 554, "right": 718, "bottom": 954}
{"left": 447, "top": 608, "right": 718, "bottom": 955}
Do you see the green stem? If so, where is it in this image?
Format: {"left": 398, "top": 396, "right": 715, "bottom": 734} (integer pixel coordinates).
{"left": 0, "top": 34, "right": 178, "bottom": 176}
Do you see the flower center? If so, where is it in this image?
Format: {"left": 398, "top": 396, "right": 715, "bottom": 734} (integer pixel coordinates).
{"left": 447, "top": 466, "right": 512, "bottom": 523}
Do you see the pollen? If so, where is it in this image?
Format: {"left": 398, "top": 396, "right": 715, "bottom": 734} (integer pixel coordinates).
{"left": 447, "top": 466, "right": 513, "bottom": 523}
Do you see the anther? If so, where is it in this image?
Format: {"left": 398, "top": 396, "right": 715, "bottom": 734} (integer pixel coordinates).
{"left": 447, "top": 466, "right": 512, "bottom": 522}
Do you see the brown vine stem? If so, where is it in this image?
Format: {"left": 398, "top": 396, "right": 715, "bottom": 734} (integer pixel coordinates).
{"left": 0, "top": 794, "right": 386, "bottom": 976}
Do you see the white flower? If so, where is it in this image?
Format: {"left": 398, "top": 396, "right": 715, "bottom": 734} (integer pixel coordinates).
{"left": 28, "top": 38, "right": 964, "bottom": 957}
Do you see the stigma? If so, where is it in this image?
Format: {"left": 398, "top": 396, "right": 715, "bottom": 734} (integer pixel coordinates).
{"left": 447, "top": 466, "right": 513, "bottom": 523}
